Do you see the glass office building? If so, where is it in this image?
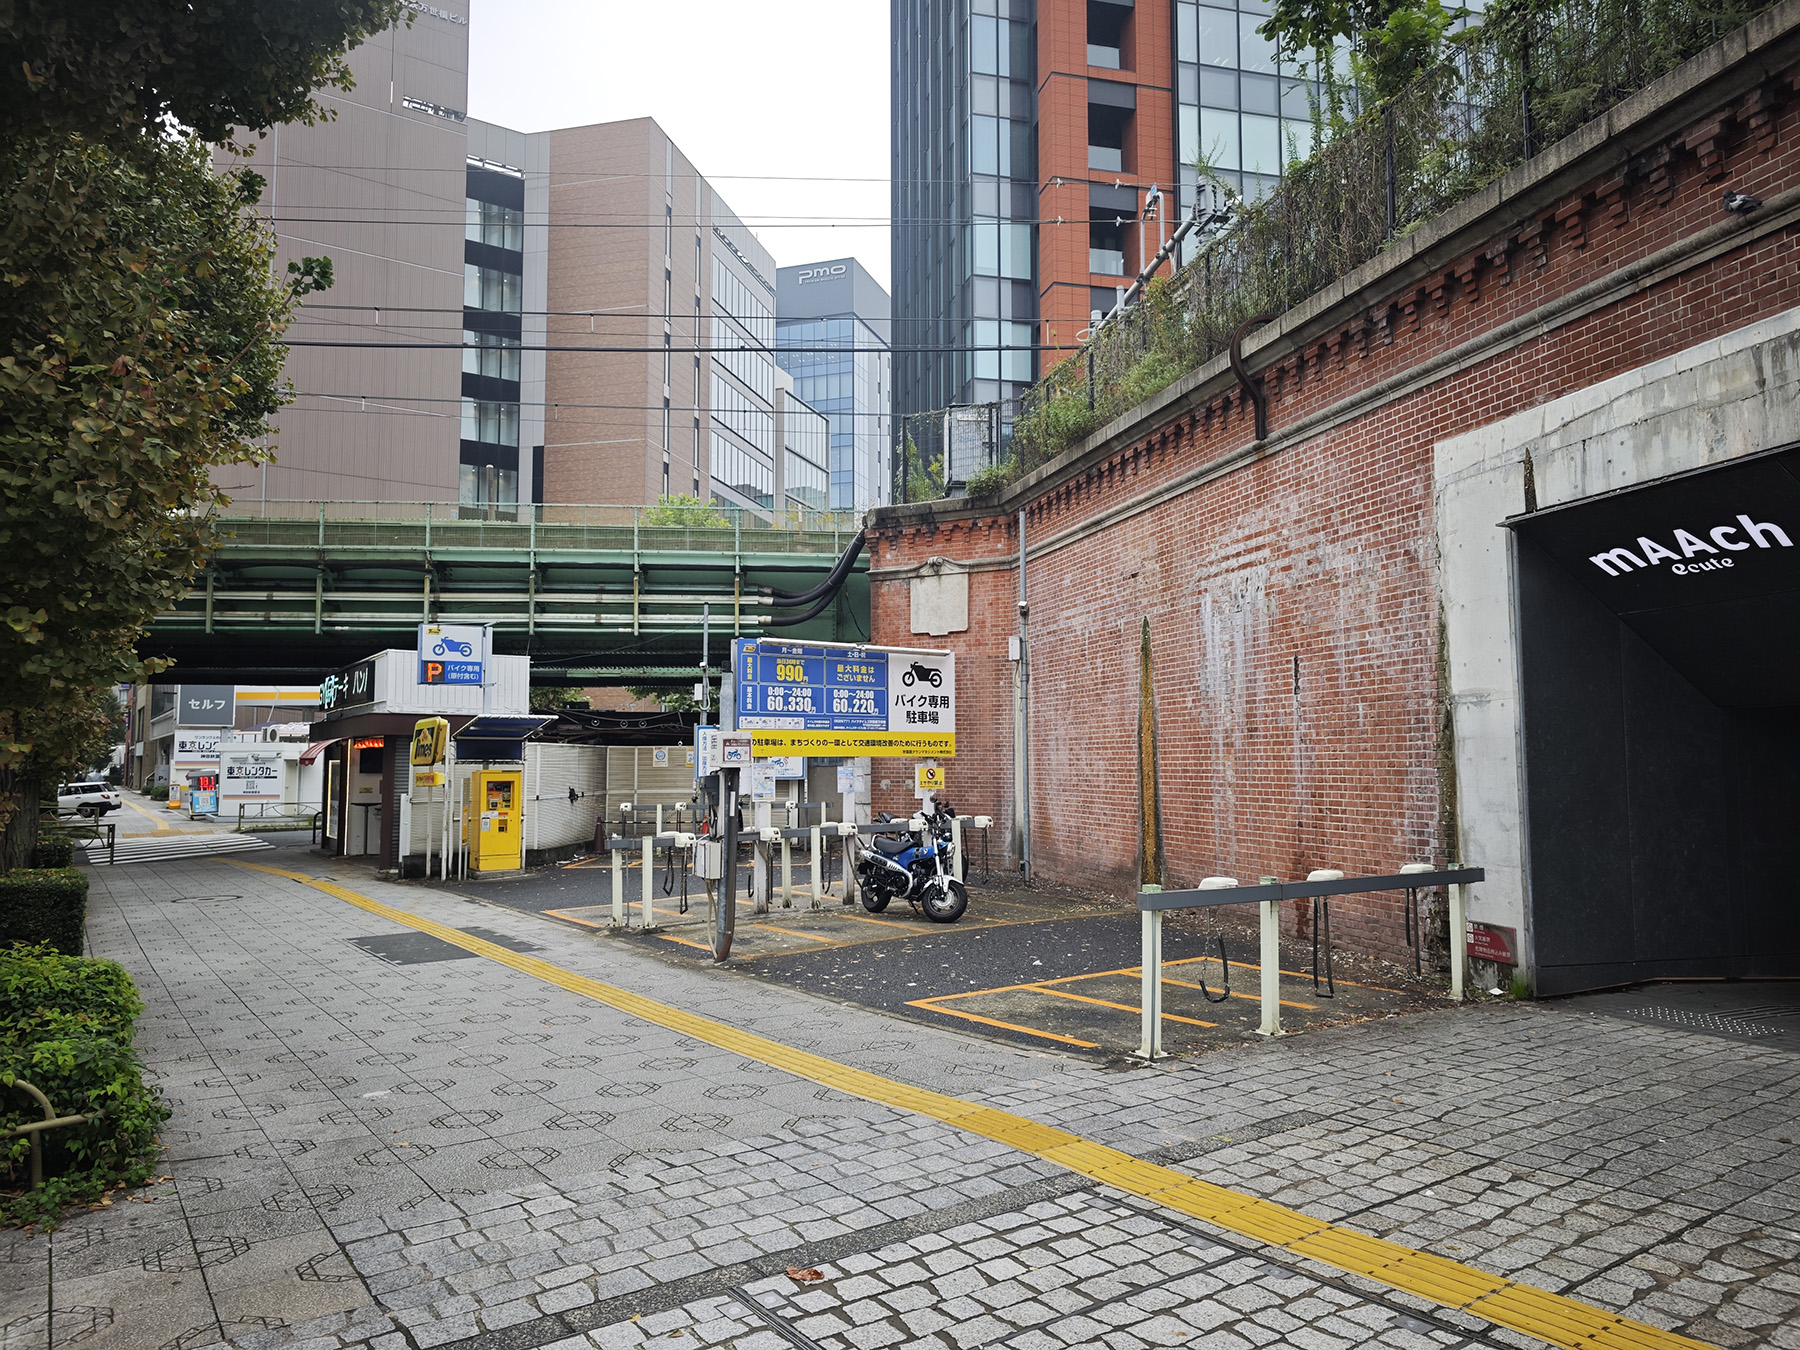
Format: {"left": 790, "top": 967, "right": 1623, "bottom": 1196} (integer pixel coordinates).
{"left": 892, "top": 0, "right": 1320, "bottom": 435}
{"left": 892, "top": 0, "right": 1038, "bottom": 436}
{"left": 775, "top": 258, "right": 893, "bottom": 511}
{"left": 1174, "top": 0, "right": 1318, "bottom": 212}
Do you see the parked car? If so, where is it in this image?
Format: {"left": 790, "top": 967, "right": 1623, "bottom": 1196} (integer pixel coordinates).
{"left": 55, "top": 782, "right": 122, "bottom": 817}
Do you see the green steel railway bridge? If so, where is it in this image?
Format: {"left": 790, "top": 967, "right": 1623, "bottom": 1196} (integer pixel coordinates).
{"left": 142, "top": 503, "right": 871, "bottom": 685}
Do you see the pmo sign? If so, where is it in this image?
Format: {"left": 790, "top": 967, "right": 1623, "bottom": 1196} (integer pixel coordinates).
{"left": 418, "top": 623, "right": 485, "bottom": 685}
{"left": 732, "top": 638, "right": 955, "bottom": 757}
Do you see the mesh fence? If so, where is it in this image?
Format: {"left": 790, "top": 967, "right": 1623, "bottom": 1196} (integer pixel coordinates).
{"left": 1012, "top": 0, "right": 1779, "bottom": 472}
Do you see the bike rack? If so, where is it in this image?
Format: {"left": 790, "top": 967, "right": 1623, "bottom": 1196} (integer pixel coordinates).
{"left": 4, "top": 1079, "right": 91, "bottom": 1189}
{"left": 605, "top": 832, "right": 697, "bottom": 931}
{"left": 1135, "top": 866, "right": 1484, "bottom": 1060}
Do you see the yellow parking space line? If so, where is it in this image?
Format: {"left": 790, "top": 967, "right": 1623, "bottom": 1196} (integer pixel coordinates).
{"left": 905, "top": 998, "right": 1102, "bottom": 1049}
{"left": 756, "top": 924, "right": 839, "bottom": 944}
{"left": 543, "top": 908, "right": 609, "bottom": 930}
{"left": 1158, "top": 976, "right": 1319, "bottom": 1011}
{"left": 231, "top": 858, "right": 1711, "bottom": 1350}
{"left": 1024, "top": 985, "right": 1219, "bottom": 1028}
{"left": 658, "top": 933, "right": 713, "bottom": 952}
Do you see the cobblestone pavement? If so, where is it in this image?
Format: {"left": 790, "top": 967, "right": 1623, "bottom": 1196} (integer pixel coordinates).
{"left": 3, "top": 853, "right": 1796, "bottom": 1350}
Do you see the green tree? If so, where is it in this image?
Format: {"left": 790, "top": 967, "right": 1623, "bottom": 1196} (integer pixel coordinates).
{"left": 1261, "top": 0, "right": 1464, "bottom": 105}
{"left": 640, "top": 494, "right": 731, "bottom": 528}
{"left": 0, "top": 138, "right": 327, "bottom": 867}
{"left": 0, "top": 2, "right": 403, "bottom": 871}
{"left": 2, "top": 1, "right": 404, "bottom": 145}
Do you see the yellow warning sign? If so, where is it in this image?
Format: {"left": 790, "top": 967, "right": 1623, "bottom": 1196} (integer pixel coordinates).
{"left": 413, "top": 770, "right": 444, "bottom": 788}
{"left": 915, "top": 762, "right": 946, "bottom": 793}
{"left": 749, "top": 731, "right": 954, "bottom": 758}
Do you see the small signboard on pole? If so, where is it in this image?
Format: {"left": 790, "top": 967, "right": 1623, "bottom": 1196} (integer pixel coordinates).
{"left": 418, "top": 624, "right": 486, "bottom": 685}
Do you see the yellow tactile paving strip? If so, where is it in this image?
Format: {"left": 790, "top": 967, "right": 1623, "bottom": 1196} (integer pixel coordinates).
{"left": 232, "top": 861, "right": 1708, "bottom": 1350}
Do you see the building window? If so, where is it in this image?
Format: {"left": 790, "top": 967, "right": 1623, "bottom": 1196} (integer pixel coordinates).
{"left": 465, "top": 199, "right": 522, "bottom": 251}
{"left": 464, "top": 264, "right": 520, "bottom": 314}
{"left": 461, "top": 398, "right": 519, "bottom": 447}
{"left": 462, "top": 331, "right": 521, "bottom": 381}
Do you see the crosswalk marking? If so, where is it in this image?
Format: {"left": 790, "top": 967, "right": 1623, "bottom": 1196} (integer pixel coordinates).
{"left": 85, "top": 834, "right": 275, "bottom": 866}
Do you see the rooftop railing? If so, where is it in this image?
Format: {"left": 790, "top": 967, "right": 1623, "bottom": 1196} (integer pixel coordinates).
{"left": 1014, "top": 0, "right": 1783, "bottom": 471}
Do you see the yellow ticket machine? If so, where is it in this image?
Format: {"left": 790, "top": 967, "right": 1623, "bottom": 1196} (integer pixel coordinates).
{"left": 470, "top": 769, "right": 524, "bottom": 874}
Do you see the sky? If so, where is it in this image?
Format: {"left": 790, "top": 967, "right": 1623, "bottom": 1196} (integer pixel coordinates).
{"left": 467, "top": 1, "right": 893, "bottom": 293}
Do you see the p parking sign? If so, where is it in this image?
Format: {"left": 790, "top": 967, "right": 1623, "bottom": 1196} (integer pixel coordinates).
{"left": 418, "top": 623, "right": 486, "bottom": 685}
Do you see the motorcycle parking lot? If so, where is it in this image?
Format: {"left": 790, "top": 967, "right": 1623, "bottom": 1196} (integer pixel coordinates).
{"left": 444, "top": 858, "right": 1440, "bottom": 1059}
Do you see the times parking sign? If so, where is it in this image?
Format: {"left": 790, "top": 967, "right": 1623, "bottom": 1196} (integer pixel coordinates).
{"left": 732, "top": 639, "right": 954, "bottom": 757}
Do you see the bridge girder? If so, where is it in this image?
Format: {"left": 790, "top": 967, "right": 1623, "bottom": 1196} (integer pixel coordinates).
{"left": 144, "top": 517, "right": 869, "bottom": 684}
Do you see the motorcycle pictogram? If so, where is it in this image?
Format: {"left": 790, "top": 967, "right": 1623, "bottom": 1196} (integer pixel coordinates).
{"left": 900, "top": 662, "right": 943, "bottom": 688}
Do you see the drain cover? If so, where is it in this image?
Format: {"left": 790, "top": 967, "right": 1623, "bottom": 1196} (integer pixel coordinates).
{"left": 348, "top": 926, "right": 545, "bottom": 966}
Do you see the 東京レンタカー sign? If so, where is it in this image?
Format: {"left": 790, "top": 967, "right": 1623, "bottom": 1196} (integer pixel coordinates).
{"left": 731, "top": 639, "right": 954, "bottom": 757}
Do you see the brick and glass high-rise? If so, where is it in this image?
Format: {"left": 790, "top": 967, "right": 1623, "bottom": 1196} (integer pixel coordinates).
{"left": 892, "top": 0, "right": 1318, "bottom": 450}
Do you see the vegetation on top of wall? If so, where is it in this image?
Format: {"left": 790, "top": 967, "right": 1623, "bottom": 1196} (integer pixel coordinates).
{"left": 1008, "top": 0, "right": 1780, "bottom": 480}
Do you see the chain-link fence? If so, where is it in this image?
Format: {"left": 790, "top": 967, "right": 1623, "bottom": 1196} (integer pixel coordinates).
{"left": 1012, "top": 0, "right": 1779, "bottom": 473}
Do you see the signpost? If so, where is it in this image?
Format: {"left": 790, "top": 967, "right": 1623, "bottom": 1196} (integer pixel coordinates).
{"left": 731, "top": 639, "right": 955, "bottom": 757}
{"left": 418, "top": 623, "right": 486, "bottom": 686}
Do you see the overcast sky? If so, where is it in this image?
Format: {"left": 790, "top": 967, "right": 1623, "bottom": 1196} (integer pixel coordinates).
{"left": 467, "top": 1, "right": 893, "bottom": 293}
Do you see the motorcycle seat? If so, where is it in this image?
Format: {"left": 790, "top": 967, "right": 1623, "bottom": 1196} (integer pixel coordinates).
{"left": 872, "top": 834, "right": 908, "bottom": 856}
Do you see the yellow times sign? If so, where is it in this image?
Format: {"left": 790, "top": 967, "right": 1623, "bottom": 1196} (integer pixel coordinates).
{"left": 750, "top": 731, "right": 955, "bottom": 758}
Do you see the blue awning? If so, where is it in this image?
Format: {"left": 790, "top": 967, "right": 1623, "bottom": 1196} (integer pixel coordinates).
{"left": 452, "top": 715, "right": 556, "bottom": 762}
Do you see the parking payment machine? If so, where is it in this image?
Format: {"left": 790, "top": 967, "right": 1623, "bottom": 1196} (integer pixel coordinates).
{"left": 470, "top": 769, "right": 524, "bottom": 874}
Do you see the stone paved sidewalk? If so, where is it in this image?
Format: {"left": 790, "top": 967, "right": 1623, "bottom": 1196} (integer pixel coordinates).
{"left": 2, "top": 853, "right": 1795, "bottom": 1350}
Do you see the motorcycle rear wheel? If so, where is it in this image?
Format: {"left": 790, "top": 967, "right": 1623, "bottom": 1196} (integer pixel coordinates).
{"left": 860, "top": 889, "right": 891, "bottom": 913}
{"left": 922, "top": 879, "right": 967, "bottom": 923}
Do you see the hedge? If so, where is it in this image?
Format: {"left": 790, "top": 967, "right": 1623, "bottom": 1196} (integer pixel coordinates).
{"left": 1, "top": 944, "right": 169, "bottom": 1228}
{"left": 30, "top": 839, "right": 73, "bottom": 869}
{"left": 0, "top": 869, "right": 87, "bottom": 956}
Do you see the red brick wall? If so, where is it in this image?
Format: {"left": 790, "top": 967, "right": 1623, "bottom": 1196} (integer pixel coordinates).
{"left": 872, "top": 46, "right": 1800, "bottom": 959}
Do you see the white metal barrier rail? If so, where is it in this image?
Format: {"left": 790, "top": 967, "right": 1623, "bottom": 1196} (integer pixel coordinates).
{"left": 1135, "top": 866, "right": 1485, "bottom": 1059}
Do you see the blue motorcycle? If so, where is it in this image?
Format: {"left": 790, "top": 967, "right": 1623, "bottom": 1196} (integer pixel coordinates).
{"left": 856, "top": 800, "right": 968, "bottom": 923}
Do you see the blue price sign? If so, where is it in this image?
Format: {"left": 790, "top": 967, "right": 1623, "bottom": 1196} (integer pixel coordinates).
{"left": 736, "top": 641, "right": 889, "bottom": 730}
{"left": 732, "top": 640, "right": 956, "bottom": 757}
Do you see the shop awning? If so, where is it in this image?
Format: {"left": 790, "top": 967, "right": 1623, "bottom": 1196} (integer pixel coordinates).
{"left": 298, "top": 739, "right": 342, "bottom": 766}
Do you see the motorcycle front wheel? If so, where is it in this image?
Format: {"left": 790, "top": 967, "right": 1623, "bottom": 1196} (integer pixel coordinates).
{"left": 921, "top": 879, "right": 967, "bottom": 924}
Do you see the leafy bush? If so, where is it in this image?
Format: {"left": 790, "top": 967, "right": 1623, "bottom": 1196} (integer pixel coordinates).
{"left": 964, "top": 462, "right": 1014, "bottom": 499}
{"left": 1, "top": 944, "right": 168, "bottom": 1228}
{"left": 147, "top": 784, "right": 168, "bottom": 802}
{"left": 29, "top": 839, "right": 72, "bottom": 869}
{"left": 640, "top": 494, "right": 729, "bottom": 528}
{"left": 0, "top": 868, "right": 86, "bottom": 955}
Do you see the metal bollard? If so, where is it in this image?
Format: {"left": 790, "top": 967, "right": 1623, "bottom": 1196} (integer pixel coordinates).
{"left": 1138, "top": 894, "right": 1164, "bottom": 1059}
{"left": 1449, "top": 870, "right": 1467, "bottom": 1001}
{"left": 809, "top": 825, "right": 823, "bottom": 909}
{"left": 1258, "top": 898, "right": 1283, "bottom": 1037}
{"left": 951, "top": 817, "right": 965, "bottom": 882}
{"left": 780, "top": 834, "right": 793, "bottom": 907}
{"left": 611, "top": 845, "right": 625, "bottom": 928}
{"left": 642, "top": 833, "right": 655, "bottom": 930}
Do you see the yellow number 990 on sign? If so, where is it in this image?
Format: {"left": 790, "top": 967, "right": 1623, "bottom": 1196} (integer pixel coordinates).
{"left": 774, "top": 660, "right": 808, "bottom": 682}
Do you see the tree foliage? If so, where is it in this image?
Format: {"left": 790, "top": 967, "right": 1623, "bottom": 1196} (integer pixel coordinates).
{"left": 0, "top": 136, "right": 324, "bottom": 863}
{"left": 640, "top": 494, "right": 731, "bottom": 528}
{"left": 1, "top": 0, "right": 406, "bottom": 145}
